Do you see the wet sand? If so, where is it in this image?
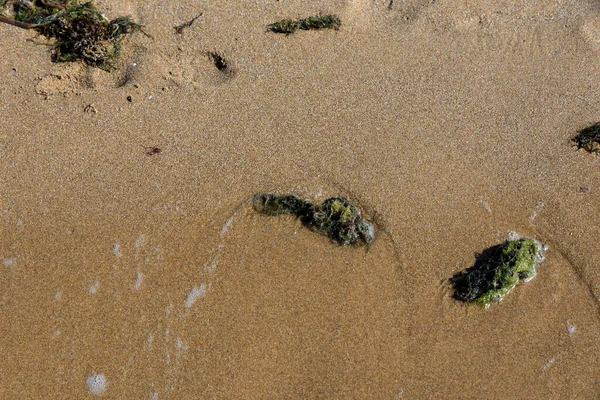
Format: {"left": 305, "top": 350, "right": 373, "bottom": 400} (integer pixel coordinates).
{"left": 1, "top": 0, "right": 599, "bottom": 398}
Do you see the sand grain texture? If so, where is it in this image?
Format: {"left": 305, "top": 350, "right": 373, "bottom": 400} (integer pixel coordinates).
{"left": 1, "top": 0, "right": 600, "bottom": 398}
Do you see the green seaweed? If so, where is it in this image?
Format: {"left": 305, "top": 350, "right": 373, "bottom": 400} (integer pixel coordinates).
{"left": 268, "top": 14, "right": 341, "bottom": 34}
{"left": 572, "top": 122, "right": 600, "bottom": 154}
{"left": 0, "top": 1, "right": 140, "bottom": 71}
{"left": 252, "top": 193, "right": 374, "bottom": 246}
{"left": 451, "top": 238, "right": 544, "bottom": 308}
{"left": 13, "top": 0, "right": 66, "bottom": 23}
{"left": 269, "top": 18, "right": 296, "bottom": 34}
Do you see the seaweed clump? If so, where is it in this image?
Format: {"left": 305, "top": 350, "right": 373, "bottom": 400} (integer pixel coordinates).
{"left": 252, "top": 193, "right": 374, "bottom": 246}
{"left": 451, "top": 237, "right": 545, "bottom": 308}
{"left": 0, "top": 1, "right": 140, "bottom": 70}
{"left": 572, "top": 122, "right": 600, "bottom": 154}
{"left": 209, "top": 51, "right": 229, "bottom": 72}
{"left": 268, "top": 14, "right": 341, "bottom": 34}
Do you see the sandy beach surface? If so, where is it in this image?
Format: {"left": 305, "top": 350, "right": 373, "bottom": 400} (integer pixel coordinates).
{"left": 1, "top": 0, "right": 600, "bottom": 398}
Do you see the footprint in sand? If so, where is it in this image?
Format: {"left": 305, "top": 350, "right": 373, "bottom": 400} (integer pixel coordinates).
{"left": 386, "top": 0, "right": 435, "bottom": 23}
{"left": 580, "top": 16, "right": 600, "bottom": 52}
{"left": 345, "top": 0, "right": 376, "bottom": 29}
{"left": 343, "top": 0, "right": 438, "bottom": 32}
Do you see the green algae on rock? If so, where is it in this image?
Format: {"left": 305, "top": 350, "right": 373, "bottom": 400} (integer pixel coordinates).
{"left": 268, "top": 14, "right": 341, "bottom": 34}
{"left": 572, "top": 122, "right": 600, "bottom": 154}
{"left": 0, "top": 1, "right": 140, "bottom": 71}
{"left": 252, "top": 193, "right": 374, "bottom": 246}
{"left": 451, "top": 237, "right": 545, "bottom": 308}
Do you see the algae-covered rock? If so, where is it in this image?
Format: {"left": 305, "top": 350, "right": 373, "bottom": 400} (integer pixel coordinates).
{"left": 451, "top": 237, "right": 545, "bottom": 308}
{"left": 572, "top": 122, "right": 600, "bottom": 154}
{"left": 252, "top": 193, "right": 374, "bottom": 246}
{"left": 0, "top": 1, "right": 140, "bottom": 70}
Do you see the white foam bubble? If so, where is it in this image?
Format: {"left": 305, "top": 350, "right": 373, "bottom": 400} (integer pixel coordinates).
{"left": 3, "top": 257, "right": 15, "bottom": 267}
{"left": 147, "top": 332, "right": 154, "bottom": 349}
{"left": 529, "top": 202, "right": 545, "bottom": 222}
{"left": 113, "top": 242, "right": 122, "bottom": 257}
{"left": 220, "top": 217, "right": 233, "bottom": 239}
{"left": 184, "top": 284, "right": 207, "bottom": 308}
{"left": 89, "top": 281, "right": 99, "bottom": 294}
{"left": 506, "top": 231, "right": 520, "bottom": 241}
{"left": 134, "top": 234, "right": 146, "bottom": 249}
{"left": 204, "top": 254, "right": 219, "bottom": 274}
{"left": 134, "top": 271, "right": 143, "bottom": 290}
{"left": 481, "top": 200, "right": 492, "bottom": 214}
{"left": 567, "top": 321, "right": 576, "bottom": 335}
{"left": 542, "top": 357, "right": 555, "bottom": 370}
{"left": 150, "top": 392, "right": 159, "bottom": 399}
{"left": 86, "top": 374, "right": 107, "bottom": 395}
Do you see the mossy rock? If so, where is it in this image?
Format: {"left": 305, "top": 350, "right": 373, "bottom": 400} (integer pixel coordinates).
{"left": 572, "top": 122, "right": 600, "bottom": 154}
{"left": 451, "top": 237, "right": 545, "bottom": 308}
{"left": 2, "top": 1, "right": 140, "bottom": 70}
{"left": 252, "top": 193, "right": 374, "bottom": 246}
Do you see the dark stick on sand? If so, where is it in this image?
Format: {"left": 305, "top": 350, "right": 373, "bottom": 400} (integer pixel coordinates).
{"left": 0, "top": 14, "right": 38, "bottom": 29}
{"left": 174, "top": 12, "right": 203, "bottom": 34}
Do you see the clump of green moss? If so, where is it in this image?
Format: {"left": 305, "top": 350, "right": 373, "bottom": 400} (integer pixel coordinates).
{"left": 451, "top": 237, "right": 545, "bottom": 308}
{"left": 0, "top": 1, "right": 140, "bottom": 71}
{"left": 252, "top": 193, "right": 374, "bottom": 246}
{"left": 572, "top": 122, "right": 600, "bottom": 154}
{"left": 268, "top": 14, "right": 341, "bottom": 34}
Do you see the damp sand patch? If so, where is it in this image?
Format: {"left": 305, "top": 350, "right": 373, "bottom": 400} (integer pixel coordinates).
{"left": 451, "top": 235, "right": 546, "bottom": 308}
{"left": 200, "top": 193, "right": 378, "bottom": 279}
{"left": 0, "top": 0, "right": 142, "bottom": 70}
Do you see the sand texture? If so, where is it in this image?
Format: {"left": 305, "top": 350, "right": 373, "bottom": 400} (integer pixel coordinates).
{"left": 1, "top": 0, "right": 600, "bottom": 398}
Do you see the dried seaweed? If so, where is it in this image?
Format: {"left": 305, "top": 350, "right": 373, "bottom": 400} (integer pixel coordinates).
{"left": 252, "top": 193, "right": 374, "bottom": 246}
{"left": 209, "top": 51, "right": 228, "bottom": 72}
{"left": 572, "top": 122, "right": 600, "bottom": 154}
{"left": 0, "top": 1, "right": 141, "bottom": 70}
{"left": 268, "top": 14, "right": 341, "bottom": 34}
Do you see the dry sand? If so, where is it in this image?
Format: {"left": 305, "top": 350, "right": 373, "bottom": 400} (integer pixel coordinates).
{"left": 1, "top": 0, "right": 600, "bottom": 398}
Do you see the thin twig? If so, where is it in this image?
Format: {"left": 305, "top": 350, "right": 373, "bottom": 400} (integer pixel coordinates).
{"left": 174, "top": 12, "right": 202, "bottom": 34}
{"left": 39, "top": 0, "right": 67, "bottom": 9}
{"left": 0, "top": 14, "right": 38, "bottom": 29}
